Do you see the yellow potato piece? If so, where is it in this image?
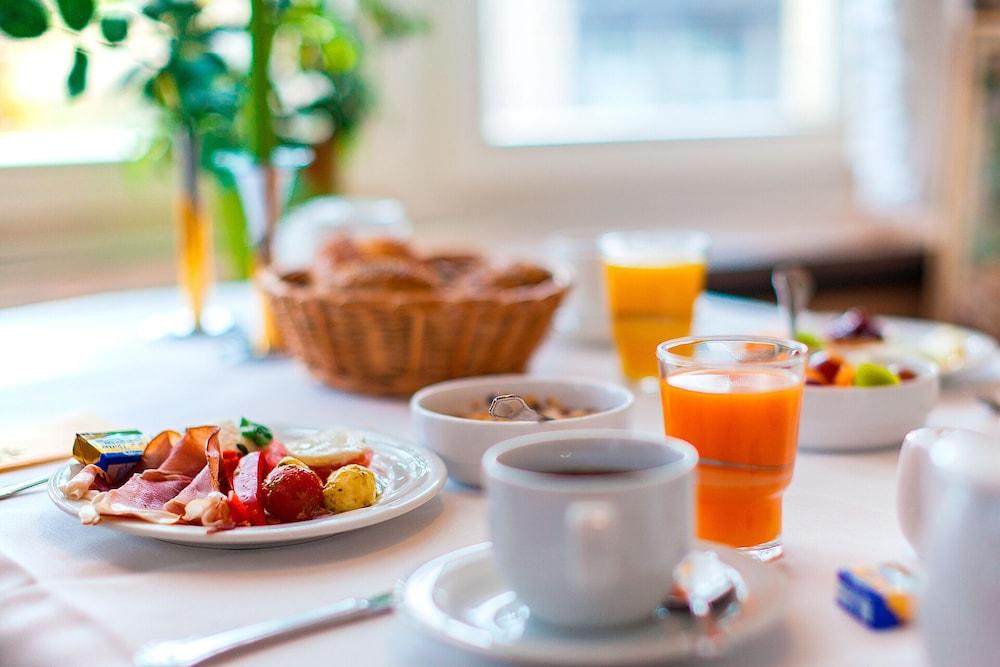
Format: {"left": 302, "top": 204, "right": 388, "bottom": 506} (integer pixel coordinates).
{"left": 323, "top": 464, "right": 378, "bottom": 513}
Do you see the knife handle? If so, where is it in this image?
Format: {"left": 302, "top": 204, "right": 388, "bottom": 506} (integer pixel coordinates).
{"left": 133, "top": 592, "right": 392, "bottom": 667}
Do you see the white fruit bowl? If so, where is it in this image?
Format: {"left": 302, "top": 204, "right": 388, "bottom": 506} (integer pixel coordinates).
{"left": 798, "top": 355, "right": 939, "bottom": 452}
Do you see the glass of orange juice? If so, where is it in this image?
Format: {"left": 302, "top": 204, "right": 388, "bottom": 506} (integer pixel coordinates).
{"left": 657, "top": 336, "right": 807, "bottom": 561}
{"left": 598, "top": 230, "right": 710, "bottom": 382}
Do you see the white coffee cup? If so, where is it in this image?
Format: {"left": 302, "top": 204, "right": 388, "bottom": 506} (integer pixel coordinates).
{"left": 897, "top": 427, "right": 1000, "bottom": 667}
{"left": 483, "top": 429, "right": 697, "bottom": 628}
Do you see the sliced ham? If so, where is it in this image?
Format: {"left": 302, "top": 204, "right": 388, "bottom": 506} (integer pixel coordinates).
{"left": 79, "top": 471, "right": 192, "bottom": 525}
{"left": 140, "top": 430, "right": 181, "bottom": 471}
{"left": 59, "top": 465, "right": 109, "bottom": 501}
{"left": 182, "top": 492, "right": 232, "bottom": 529}
{"left": 205, "top": 428, "right": 222, "bottom": 490}
{"left": 162, "top": 431, "right": 232, "bottom": 527}
{"left": 62, "top": 432, "right": 181, "bottom": 503}
{"left": 74, "top": 425, "right": 234, "bottom": 527}
{"left": 157, "top": 426, "right": 219, "bottom": 477}
{"left": 162, "top": 465, "right": 213, "bottom": 515}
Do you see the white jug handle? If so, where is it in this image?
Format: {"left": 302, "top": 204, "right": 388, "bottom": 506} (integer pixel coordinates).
{"left": 566, "top": 501, "right": 620, "bottom": 590}
{"left": 897, "top": 427, "right": 943, "bottom": 555}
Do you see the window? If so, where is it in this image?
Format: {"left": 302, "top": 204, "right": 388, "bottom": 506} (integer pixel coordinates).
{"left": 478, "top": 0, "right": 838, "bottom": 146}
{"left": 0, "top": 31, "right": 152, "bottom": 167}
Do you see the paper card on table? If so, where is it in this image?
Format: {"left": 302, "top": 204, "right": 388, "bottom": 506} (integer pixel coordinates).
{"left": 0, "top": 416, "right": 115, "bottom": 472}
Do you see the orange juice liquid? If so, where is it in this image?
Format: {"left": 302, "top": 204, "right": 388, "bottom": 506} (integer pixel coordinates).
{"left": 604, "top": 262, "right": 706, "bottom": 379}
{"left": 660, "top": 369, "right": 803, "bottom": 548}
{"left": 252, "top": 259, "right": 285, "bottom": 355}
{"left": 175, "top": 195, "right": 212, "bottom": 330}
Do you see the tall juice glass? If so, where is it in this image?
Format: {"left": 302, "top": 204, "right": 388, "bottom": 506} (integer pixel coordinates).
{"left": 657, "top": 336, "right": 807, "bottom": 561}
{"left": 599, "top": 230, "right": 710, "bottom": 381}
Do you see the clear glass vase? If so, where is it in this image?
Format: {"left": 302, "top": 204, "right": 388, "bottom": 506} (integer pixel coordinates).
{"left": 215, "top": 147, "right": 312, "bottom": 354}
{"left": 139, "top": 129, "right": 239, "bottom": 340}
{"left": 174, "top": 128, "right": 213, "bottom": 334}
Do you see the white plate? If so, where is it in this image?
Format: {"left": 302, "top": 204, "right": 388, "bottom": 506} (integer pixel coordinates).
{"left": 800, "top": 312, "right": 997, "bottom": 378}
{"left": 49, "top": 428, "right": 447, "bottom": 549}
{"left": 396, "top": 542, "right": 787, "bottom": 665}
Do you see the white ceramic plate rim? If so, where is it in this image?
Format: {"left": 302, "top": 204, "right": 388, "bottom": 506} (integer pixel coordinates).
{"left": 48, "top": 429, "right": 447, "bottom": 546}
{"left": 396, "top": 541, "right": 788, "bottom": 665}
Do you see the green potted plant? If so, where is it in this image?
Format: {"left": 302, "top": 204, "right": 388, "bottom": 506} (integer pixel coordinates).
{"left": 0, "top": 0, "right": 426, "bottom": 338}
{"left": 2, "top": 0, "right": 241, "bottom": 333}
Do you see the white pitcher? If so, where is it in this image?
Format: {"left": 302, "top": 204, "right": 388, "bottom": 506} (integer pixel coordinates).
{"left": 897, "top": 427, "right": 1000, "bottom": 667}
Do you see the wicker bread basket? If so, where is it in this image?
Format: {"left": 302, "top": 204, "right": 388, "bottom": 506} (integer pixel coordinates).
{"left": 260, "top": 268, "right": 570, "bottom": 396}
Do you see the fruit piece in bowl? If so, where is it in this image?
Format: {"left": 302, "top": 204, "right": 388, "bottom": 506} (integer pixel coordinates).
{"left": 826, "top": 308, "right": 885, "bottom": 345}
{"left": 410, "top": 374, "right": 634, "bottom": 487}
{"left": 805, "top": 351, "right": 919, "bottom": 388}
{"left": 798, "top": 354, "right": 939, "bottom": 452}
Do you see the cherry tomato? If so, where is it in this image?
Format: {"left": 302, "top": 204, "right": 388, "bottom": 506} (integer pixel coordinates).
{"left": 262, "top": 464, "right": 324, "bottom": 522}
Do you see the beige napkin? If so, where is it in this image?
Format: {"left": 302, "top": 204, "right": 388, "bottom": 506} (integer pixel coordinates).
{"left": 0, "top": 415, "right": 114, "bottom": 472}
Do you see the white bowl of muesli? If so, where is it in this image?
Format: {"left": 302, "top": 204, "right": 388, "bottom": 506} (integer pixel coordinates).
{"left": 410, "top": 374, "right": 634, "bottom": 487}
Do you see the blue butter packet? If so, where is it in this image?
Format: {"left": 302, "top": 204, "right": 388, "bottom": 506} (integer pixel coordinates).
{"left": 836, "top": 562, "right": 915, "bottom": 630}
{"left": 72, "top": 430, "right": 147, "bottom": 477}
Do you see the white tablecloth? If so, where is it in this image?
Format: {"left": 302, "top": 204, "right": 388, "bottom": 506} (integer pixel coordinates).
{"left": 2, "top": 285, "right": 998, "bottom": 667}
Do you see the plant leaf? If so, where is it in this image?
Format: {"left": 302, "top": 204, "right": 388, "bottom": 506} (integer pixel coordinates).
{"left": 0, "top": 0, "right": 50, "bottom": 38}
{"left": 57, "top": 0, "right": 94, "bottom": 31}
{"left": 67, "top": 48, "right": 88, "bottom": 97}
{"left": 100, "top": 14, "right": 129, "bottom": 43}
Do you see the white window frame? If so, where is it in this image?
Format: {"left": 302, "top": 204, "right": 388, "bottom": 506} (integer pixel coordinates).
{"left": 478, "top": 0, "right": 839, "bottom": 147}
{"left": 347, "top": 0, "right": 851, "bottom": 235}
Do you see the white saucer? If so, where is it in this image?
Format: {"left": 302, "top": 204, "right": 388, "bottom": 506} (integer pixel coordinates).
{"left": 396, "top": 541, "right": 787, "bottom": 665}
{"left": 49, "top": 428, "right": 447, "bottom": 549}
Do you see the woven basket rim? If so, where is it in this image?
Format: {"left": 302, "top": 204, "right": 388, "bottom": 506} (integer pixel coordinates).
{"left": 258, "top": 266, "right": 572, "bottom": 307}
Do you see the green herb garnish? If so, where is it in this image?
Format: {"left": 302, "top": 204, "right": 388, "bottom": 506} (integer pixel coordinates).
{"left": 240, "top": 418, "right": 273, "bottom": 448}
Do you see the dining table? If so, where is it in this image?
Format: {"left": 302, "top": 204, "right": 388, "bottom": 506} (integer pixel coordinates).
{"left": 2, "top": 283, "right": 998, "bottom": 667}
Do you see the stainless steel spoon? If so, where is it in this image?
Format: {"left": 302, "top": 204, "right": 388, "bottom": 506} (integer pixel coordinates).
{"left": 488, "top": 394, "right": 552, "bottom": 422}
{"left": 665, "top": 551, "right": 739, "bottom": 657}
{"left": 771, "top": 265, "right": 815, "bottom": 338}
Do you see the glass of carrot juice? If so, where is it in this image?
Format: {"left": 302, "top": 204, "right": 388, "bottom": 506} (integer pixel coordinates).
{"left": 598, "top": 230, "right": 710, "bottom": 382}
{"left": 657, "top": 336, "right": 807, "bottom": 561}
